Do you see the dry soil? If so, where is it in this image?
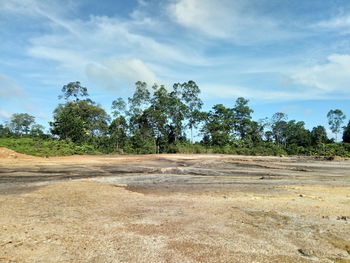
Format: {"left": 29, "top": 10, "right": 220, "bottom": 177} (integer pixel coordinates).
{"left": 0, "top": 148, "right": 349, "bottom": 262}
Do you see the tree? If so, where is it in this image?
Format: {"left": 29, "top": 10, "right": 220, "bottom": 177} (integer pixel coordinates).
{"left": 246, "top": 120, "right": 264, "bottom": 143}
{"left": 128, "top": 81, "right": 151, "bottom": 117}
{"left": 311, "top": 126, "right": 328, "bottom": 145}
{"left": 343, "top": 121, "right": 350, "bottom": 143}
{"left": 111, "top": 98, "right": 127, "bottom": 117}
{"left": 202, "top": 104, "right": 234, "bottom": 146}
{"left": 0, "top": 124, "right": 10, "bottom": 137}
{"left": 270, "top": 112, "right": 288, "bottom": 145}
{"left": 50, "top": 103, "right": 85, "bottom": 142}
{"left": 284, "top": 120, "right": 311, "bottom": 147}
{"left": 30, "top": 124, "right": 45, "bottom": 137}
{"left": 232, "top": 97, "right": 253, "bottom": 140}
{"left": 8, "top": 113, "right": 35, "bottom": 135}
{"left": 327, "top": 109, "right": 346, "bottom": 141}
{"left": 109, "top": 116, "right": 128, "bottom": 151}
{"left": 173, "top": 80, "right": 203, "bottom": 142}
{"left": 147, "top": 85, "right": 172, "bottom": 153}
{"left": 51, "top": 84, "right": 109, "bottom": 142}
{"left": 59, "top": 81, "right": 88, "bottom": 102}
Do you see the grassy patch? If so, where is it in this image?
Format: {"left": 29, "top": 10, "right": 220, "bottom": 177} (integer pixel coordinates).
{"left": 0, "top": 137, "right": 101, "bottom": 157}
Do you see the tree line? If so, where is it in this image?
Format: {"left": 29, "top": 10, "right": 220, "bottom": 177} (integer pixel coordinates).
{"left": 1, "top": 81, "right": 350, "bottom": 156}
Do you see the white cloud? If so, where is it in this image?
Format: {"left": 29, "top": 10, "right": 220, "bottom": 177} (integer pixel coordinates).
{"left": 2, "top": 0, "right": 208, "bottom": 93}
{"left": 2, "top": 0, "right": 350, "bottom": 105}
{"left": 200, "top": 83, "right": 322, "bottom": 101}
{"left": 0, "top": 74, "right": 24, "bottom": 99}
{"left": 292, "top": 54, "right": 350, "bottom": 95}
{"left": 86, "top": 58, "right": 158, "bottom": 91}
{"left": 316, "top": 15, "right": 350, "bottom": 34}
{"left": 168, "top": 0, "right": 288, "bottom": 43}
{"left": 22, "top": 11, "right": 207, "bottom": 92}
{"left": 0, "top": 110, "right": 12, "bottom": 120}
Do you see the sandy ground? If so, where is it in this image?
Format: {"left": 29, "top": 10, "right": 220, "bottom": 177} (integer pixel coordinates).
{"left": 0, "top": 148, "right": 349, "bottom": 262}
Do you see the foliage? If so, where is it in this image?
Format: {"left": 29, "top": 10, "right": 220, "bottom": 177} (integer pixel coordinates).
{"left": 343, "top": 121, "right": 350, "bottom": 143}
{"left": 1, "top": 80, "right": 350, "bottom": 158}
{"left": 311, "top": 126, "right": 328, "bottom": 145}
{"left": 59, "top": 81, "right": 88, "bottom": 101}
{"left": 0, "top": 137, "right": 101, "bottom": 157}
{"left": 327, "top": 109, "right": 346, "bottom": 141}
{"left": 7, "top": 113, "right": 35, "bottom": 135}
{"left": 50, "top": 99, "right": 109, "bottom": 142}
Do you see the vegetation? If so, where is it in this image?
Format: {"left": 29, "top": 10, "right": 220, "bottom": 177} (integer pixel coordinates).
{"left": 0, "top": 80, "right": 349, "bottom": 157}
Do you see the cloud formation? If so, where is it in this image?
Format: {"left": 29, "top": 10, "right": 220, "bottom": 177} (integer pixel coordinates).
{"left": 168, "top": 0, "right": 290, "bottom": 44}
{"left": 0, "top": 74, "right": 24, "bottom": 99}
{"left": 316, "top": 15, "right": 350, "bottom": 34}
{"left": 1, "top": 0, "right": 350, "bottom": 106}
{"left": 292, "top": 54, "right": 350, "bottom": 96}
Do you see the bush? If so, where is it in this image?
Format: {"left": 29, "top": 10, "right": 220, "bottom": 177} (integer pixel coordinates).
{"left": 0, "top": 137, "right": 101, "bottom": 157}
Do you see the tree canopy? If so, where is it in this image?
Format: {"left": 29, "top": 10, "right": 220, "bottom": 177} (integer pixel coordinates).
{"left": 1, "top": 80, "right": 350, "bottom": 157}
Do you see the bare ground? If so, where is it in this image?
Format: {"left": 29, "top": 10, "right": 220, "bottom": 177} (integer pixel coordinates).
{"left": 0, "top": 149, "right": 349, "bottom": 262}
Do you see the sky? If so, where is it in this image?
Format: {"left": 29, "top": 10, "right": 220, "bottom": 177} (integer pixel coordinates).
{"left": 0, "top": 0, "right": 350, "bottom": 137}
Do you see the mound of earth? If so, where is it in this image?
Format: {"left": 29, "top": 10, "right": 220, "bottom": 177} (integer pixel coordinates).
{"left": 0, "top": 147, "right": 36, "bottom": 159}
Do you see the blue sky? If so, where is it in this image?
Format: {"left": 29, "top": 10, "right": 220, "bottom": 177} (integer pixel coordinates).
{"left": 1, "top": 0, "right": 350, "bottom": 137}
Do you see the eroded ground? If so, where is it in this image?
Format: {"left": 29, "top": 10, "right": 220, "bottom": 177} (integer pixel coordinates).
{"left": 0, "top": 149, "right": 349, "bottom": 262}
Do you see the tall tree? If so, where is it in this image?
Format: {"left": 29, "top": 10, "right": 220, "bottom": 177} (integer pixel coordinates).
{"left": 50, "top": 103, "right": 86, "bottom": 142}
{"left": 51, "top": 84, "right": 109, "bottom": 142}
{"left": 8, "top": 113, "right": 35, "bottom": 135}
{"left": 270, "top": 112, "right": 288, "bottom": 145}
{"left": 327, "top": 109, "right": 346, "bottom": 141}
{"left": 202, "top": 104, "right": 234, "bottom": 146}
{"left": 343, "top": 120, "right": 350, "bottom": 143}
{"left": 147, "top": 85, "right": 172, "bottom": 153}
{"left": 232, "top": 97, "right": 253, "bottom": 140}
{"left": 284, "top": 120, "right": 311, "bottom": 147}
{"left": 30, "top": 124, "right": 45, "bottom": 137}
{"left": 311, "top": 125, "right": 328, "bottom": 145}
{"left": 59, "top": 81, "right": 88, "bottom": 102}
{"left": 109, "top": 116, "right": 128, "bottom": 151}
{"left": 111, "top": 97, "right": 127, "bottom": 117}
{"left": 173, "top": 80, "right": 203, "bottom": 142}
{"left": 128, "top": 81, "right": 151, "bottom": 116}
{"left": 0, "top": 124, "right": 10, "bottom": 137}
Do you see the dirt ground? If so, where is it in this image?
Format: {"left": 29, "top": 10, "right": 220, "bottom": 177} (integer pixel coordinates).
{"left": 0, "top": 148, "right": 349, "bottom": 263}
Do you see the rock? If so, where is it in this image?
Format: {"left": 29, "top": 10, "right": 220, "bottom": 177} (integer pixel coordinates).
{"left": 337, "top": 216, "right": 349, "bottom": 221}
{"left": 298, "top": 248, "right": 313, "bottom": 257}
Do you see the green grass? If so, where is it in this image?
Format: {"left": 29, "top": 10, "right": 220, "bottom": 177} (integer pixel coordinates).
{"left": 1, "top": 137, "right": 349, "bottom": 157}
{"left": 0, "top": 137, "right": 101, "bottom": 157}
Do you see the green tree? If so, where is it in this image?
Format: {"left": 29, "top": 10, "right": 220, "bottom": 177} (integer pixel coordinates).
{"left": 8, "top": 113, "right": 35, "bottom": 135}
{"left": 270, "top": 112, "right": 288, "bottom": 145}
{"left": 128, "top": 81, "right": 151, "bottom": 116}
{"left": 147, "top": 85, "right": 172, "bottom": 153}
{"left": 246, "top": 120, "right": 264, "bottom": 143}
{"left": 109, "top": 116, "right": 128, "bottom": 151}
{"left": 202, "top": 104, "right": 234, "bottom": 146}
{"left": 167, "top": 90, "right": 187, "bottom": 143}
{"left": 30, "top": 124, "right": 45, "bottom": 137}
{"left": 284, "top": 121, "right": 311, "bottom": 147}
{"left": 59, "top": 81, "right": 88, "bottom": 101}
{"left": 111, "top": 97, "right": 127, "bottom": 117}
{"left": 343, "top": 121, "right": 350, "bottom": 143}
{"left": 0, "top": 123, "right": 11, "bottom": 137}
{"left": 311, "top": 126, "right": 328, "bottom": 145}
{"left": 51, "top": 85, "right": 109, "bottom": 142}
{"left": 232, "top": 97, "right": 253, "bottom": 140}
{"left": 327, "top": 109, "right": 346, "bottom": 141}
{"left": 50, "top": 103, "right": 85, "bottom": 142}
{"left": 173, "top": 80, "right": 203, "bottom": 142}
